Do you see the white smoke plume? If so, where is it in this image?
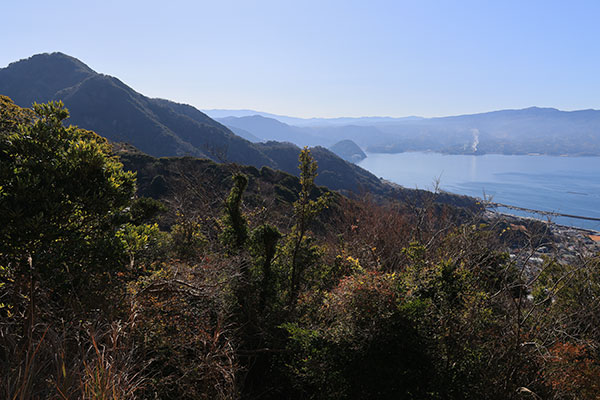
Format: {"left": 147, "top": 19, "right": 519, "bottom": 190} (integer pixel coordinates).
{"left": 471, "top": 128, "right": 480, "bottom": 152}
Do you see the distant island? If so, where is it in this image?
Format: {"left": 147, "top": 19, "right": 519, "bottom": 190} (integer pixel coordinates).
{"left": 329, "top": 139, "right": 367, "bottom": 162}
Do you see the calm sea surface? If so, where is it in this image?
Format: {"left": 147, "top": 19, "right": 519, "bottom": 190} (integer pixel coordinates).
{"left": 358, "top": 152, "right": 600, "bottom": 231}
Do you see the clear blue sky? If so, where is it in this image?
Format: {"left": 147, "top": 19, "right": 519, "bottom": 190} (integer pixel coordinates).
{"left": 3, "top": 0, "right": 599, "bottom": 118}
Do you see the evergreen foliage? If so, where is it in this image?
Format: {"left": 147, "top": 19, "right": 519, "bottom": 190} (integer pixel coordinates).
{"left": 220, "top": 173, "right": 249, "bottom": 250}
{"left": 288, "top": 147, "right": 330, "bottom": 307}
{"left": 249, "top": 224, "right": 282, "bottom": 310}
{"left": 0, "top": 98, "right": 136, "bottom": 307}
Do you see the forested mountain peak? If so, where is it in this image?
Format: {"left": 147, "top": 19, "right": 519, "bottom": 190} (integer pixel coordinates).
{"left": 0, "top": 53, "right": 390, "bottom": 195}
{"left": 0, "top": 52, "right": 96, "bottom": 106}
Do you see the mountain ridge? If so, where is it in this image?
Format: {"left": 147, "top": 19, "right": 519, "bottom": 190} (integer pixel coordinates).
{"left": 213, "top": 106, "right": 600, "bottom": 156}
{"left": 205, "top": 105, "right": 600, "bottom": 125}
{"left": 0, "top": 52, "right": 386, "bottom": 194}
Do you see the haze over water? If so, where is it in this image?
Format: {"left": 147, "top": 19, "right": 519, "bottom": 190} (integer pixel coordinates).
{"left": 359, "top": 152, "right": 600, "bottom": 231}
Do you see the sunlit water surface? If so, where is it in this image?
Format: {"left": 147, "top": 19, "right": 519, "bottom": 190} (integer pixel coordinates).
{"left": 358, "top": 152, "right": 600, "bottom": 231}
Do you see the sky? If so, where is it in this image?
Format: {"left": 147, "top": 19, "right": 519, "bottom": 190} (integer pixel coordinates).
{"left": 2, "top": 0, "right": 600, "bottom": 118}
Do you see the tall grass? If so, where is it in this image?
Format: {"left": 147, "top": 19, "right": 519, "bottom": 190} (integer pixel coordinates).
{"left": 1, "top": 319, "right": 146, "bottom": 400}
{"left": 1, "top": 326, "right": 49, "bottom": 400}
{"left": 77, "top": 323, "right": 146, "bottom": 400}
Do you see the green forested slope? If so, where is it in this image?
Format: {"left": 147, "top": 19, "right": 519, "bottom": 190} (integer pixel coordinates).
{"left": 2, "top": 97, "right": 599, "bottom": 399}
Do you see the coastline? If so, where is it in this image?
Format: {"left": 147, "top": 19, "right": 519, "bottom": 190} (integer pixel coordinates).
{"left": 383, "top": 177, "right": 600, "bottom": 262}
{"left": 366, "top": 150, "right": 600, "bottom": 157}
{"left": 484, "top": 208, "right": 600, "bottom": 264}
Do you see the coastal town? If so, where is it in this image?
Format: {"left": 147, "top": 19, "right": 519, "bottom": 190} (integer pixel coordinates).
{"left": 485, "top": 209, "right": 600, "bottom": 267}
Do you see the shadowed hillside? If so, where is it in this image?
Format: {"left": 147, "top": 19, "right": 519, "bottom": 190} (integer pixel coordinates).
{"left": 0, "top": 52, "right": 276, "bottom": 164}
{"left": 0, "top": 53, "right": 396, "bottom": 195}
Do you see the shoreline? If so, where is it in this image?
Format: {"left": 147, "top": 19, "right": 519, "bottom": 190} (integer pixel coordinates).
{"left": 365, "top": 150, "right": 600, "bottom": 158}
{"left": 486, "top": 207, "right": 600, "bottom": 236}
{"left": 489, "top": 202, "right": 600, "bottom": 230}
{"left": 484, "top": 208, "right": 600, "bottom": 263}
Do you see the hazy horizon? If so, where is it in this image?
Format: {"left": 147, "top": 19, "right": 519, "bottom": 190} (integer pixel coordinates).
{"left": 202, "top": 105, "right": 600, "bottom": 120}
{"left": 4, "top": 0, "right": 600, "bottom": 118}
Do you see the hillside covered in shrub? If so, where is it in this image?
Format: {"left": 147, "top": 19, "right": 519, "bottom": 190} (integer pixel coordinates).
{"left": 2, "top": 97, "right": 600, "bottom": 399}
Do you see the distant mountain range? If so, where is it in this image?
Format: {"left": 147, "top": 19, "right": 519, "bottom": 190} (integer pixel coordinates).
{"left": 209, "top": 107, "right": 600, "bottom": 156}
{"left": 0, "top": 52, "right": 386, "bottom": 195}
{"left": 204, "top": 109, "right": 423, "bottom": 127}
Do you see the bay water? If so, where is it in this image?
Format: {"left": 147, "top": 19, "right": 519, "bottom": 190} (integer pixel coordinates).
{"left": 358, "top": 152, "right": 600, "bottom": 231}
